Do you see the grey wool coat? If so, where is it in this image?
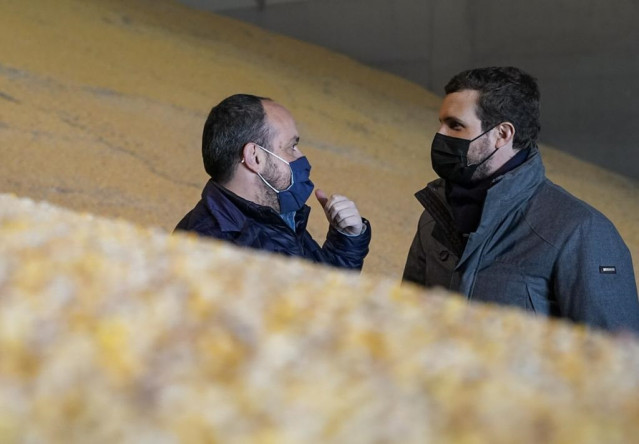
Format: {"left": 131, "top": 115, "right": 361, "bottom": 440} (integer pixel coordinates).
{"left": 403, "top": 148, "right": 639, "bottom": 334}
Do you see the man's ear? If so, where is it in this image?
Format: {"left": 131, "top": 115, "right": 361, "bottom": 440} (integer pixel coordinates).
{"left": 496, "top": 122, "right": 515, "bottom": 148}
{"left": 241, "top": 142, "right": 263, "bottom": 173}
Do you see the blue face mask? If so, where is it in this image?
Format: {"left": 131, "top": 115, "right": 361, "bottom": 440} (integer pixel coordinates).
{"left": 256, "top": 145, "right": 314, "bottom": 214}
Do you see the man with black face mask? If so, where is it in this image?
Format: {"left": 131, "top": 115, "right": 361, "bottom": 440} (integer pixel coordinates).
{"left": 403, "top": 67, "right": 639, "bottom": 334}
{"left": 175, "top": 94, "right": 370, "bottom": 270}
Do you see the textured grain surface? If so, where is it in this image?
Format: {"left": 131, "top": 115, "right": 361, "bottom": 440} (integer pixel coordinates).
{"left": 0, "top": 0, "right": 636, "bottom": 279}
{"left": 1, "top": 193, "right": 638, "bottom": 443}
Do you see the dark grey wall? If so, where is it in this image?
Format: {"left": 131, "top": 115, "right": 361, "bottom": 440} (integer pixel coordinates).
{"left": 180, "top": 0, "right": 639, "bottom": 180}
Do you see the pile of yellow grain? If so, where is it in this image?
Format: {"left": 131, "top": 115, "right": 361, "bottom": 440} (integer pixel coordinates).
{"left": 1, "top": 193, "right": 638, "bottom": 443}
{"left": 1, "top": 0, "right": 636, "bottom": 279}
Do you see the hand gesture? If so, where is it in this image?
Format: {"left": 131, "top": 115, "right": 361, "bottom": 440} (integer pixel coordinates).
{"left": 315, "top": 189, "right": 364, "bottom": 236}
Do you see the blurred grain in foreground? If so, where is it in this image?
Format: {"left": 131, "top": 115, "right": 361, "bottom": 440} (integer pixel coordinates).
{"left": 1, "top": 194, "right": 638, "bottom": 443}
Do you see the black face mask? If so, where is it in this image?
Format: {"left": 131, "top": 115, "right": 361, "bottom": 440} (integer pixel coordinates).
{"left": 430, "top": 127, "right": 499, "bottom": 186}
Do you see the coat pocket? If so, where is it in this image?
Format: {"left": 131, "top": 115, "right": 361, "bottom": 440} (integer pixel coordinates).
{"left": 472, "top": 262, "right": 552, "bottom": 315}
{"left": 471, "top": 263, "right": 528, "bottom": 309}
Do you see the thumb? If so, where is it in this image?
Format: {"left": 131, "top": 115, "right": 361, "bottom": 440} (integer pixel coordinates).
{"left": 315, "top": 188, "right": 328, "bottom": 208}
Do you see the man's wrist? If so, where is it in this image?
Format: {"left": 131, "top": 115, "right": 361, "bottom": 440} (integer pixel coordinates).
{"left": 335, "top": 219, "right": 367, "bottom": 237}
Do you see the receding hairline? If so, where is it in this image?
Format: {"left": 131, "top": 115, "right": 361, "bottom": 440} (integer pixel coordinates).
{"left": 260, "top": 99, "right": 297, "bottom": 144}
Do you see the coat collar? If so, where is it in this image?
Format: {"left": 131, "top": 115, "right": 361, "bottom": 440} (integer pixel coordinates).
{"left": 417, "top": 147, "right": 545, "bottom": 211}
{"left": 415, "top": 147, "right": 546, "bottom": 268}
{"left": 202, "top": 180, "right": 311, "bottom": 233}
{"left": 459, "top": 147, "right": 545, "bottom": 269}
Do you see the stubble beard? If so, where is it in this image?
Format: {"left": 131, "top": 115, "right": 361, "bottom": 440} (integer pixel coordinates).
{"left": 469, "top": 136, "right": 494, "bottom": 182}
{"left": 259, "top": 157, "right": 291, "bottom": 212}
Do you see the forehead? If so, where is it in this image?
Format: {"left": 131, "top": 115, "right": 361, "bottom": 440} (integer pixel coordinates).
{"left": 263, "top": 101, "right": 298, "bottom": 143}
{"left": 439, "top": 89, "right": 480, "bottom": 123}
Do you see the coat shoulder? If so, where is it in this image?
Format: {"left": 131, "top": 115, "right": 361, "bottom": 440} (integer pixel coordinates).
{"left": 524, "top": 179, "right": 619, "bottom": 247}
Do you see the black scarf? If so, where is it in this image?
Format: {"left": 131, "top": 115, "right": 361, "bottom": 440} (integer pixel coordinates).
{"left": 446, "top": 148, "right": 530, "bottom": 235}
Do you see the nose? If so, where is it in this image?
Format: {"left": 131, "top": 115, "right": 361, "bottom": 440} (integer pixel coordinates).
{"left": 436, "top": 124, "right": 450, "bottom": 136}
{"left": 292, "top": 145, "right": 304, "bottom": 159}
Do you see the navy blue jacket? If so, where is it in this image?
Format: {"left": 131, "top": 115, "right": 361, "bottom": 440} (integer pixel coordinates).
{"left": 403, "top": 148, "right": 639, "bottom": 334}
{"left": 175, "top": 180, "right": 371, "bottom": 270}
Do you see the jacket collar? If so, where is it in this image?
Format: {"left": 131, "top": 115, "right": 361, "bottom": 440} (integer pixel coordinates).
{"left": 202, "top": 180, "right": 310, "bottom": 233}
{"left": 482, "top": 147, "right": 545, "bottom": 210}
{"left": 417, "top": 147, "right": 544, "bottom": 210}
{"left": 415, "top": 147, "right": 546, "bottom": 266}
{"left": 460, "top": 147, "right": 545, "bottom": 268}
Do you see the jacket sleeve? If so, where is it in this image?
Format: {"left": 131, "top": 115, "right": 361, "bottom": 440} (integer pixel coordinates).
{"left": 553, "top": 214, "right": 639, "bottom": 334}
{"left": 314, "top": 218, "right": 372, "bottom": 271}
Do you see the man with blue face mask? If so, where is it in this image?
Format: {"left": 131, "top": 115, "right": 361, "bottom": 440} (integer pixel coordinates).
{"left": 175, "top": 94, "right": 370, "bottom": 270}
{"left": 403, "top": 66, "right": 639, "bottom": 334}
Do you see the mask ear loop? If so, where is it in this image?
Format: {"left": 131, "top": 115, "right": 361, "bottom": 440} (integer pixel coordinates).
{"left": 256, "top": 144, "right": 290, "bottom": 165}
{"left": 466, "top": 124, "right": 501, "bottom": 167}
{"left": 254, "top": 144, "right": 295, "bottom": 192}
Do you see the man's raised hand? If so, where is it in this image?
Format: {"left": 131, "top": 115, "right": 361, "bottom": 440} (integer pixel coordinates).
{"left": 315, "top": 189, "right": 364, "bottom": 236}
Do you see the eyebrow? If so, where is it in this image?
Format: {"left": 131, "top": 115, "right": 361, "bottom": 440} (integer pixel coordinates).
{"left": 440, "top": 116, "right": 466, "bottom": 127}
{"left": 289, "top": 136, "right": 300, "bottom": 146}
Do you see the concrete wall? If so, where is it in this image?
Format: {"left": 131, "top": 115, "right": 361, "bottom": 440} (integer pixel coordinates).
{"left": 180, "top": 0, "right": 639, "bottom": 180}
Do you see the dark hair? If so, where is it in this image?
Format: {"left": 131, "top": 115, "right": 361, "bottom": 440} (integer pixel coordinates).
{"left": 202, "top": 94, "right": 272, "bottom": 183}
{"left": 445, "top": 67, "right": 541, "bottom": 150}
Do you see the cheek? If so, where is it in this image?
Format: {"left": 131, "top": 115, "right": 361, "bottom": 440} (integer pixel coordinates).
{"left": 268, "top": 162, "right": 292, "bottom": 189}
{"left": 263, "top": 159, "right": 277, "bottom": 178}
{"left": 467, "top": 138, "right": 491, "bottom": 162}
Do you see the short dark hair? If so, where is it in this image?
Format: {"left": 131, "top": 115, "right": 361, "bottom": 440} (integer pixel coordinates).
{"left": 445, "top": 67, "right": 541, "bottom": 150}
{"left": 202, "top": 94, "right": 272, "bottom": 183}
